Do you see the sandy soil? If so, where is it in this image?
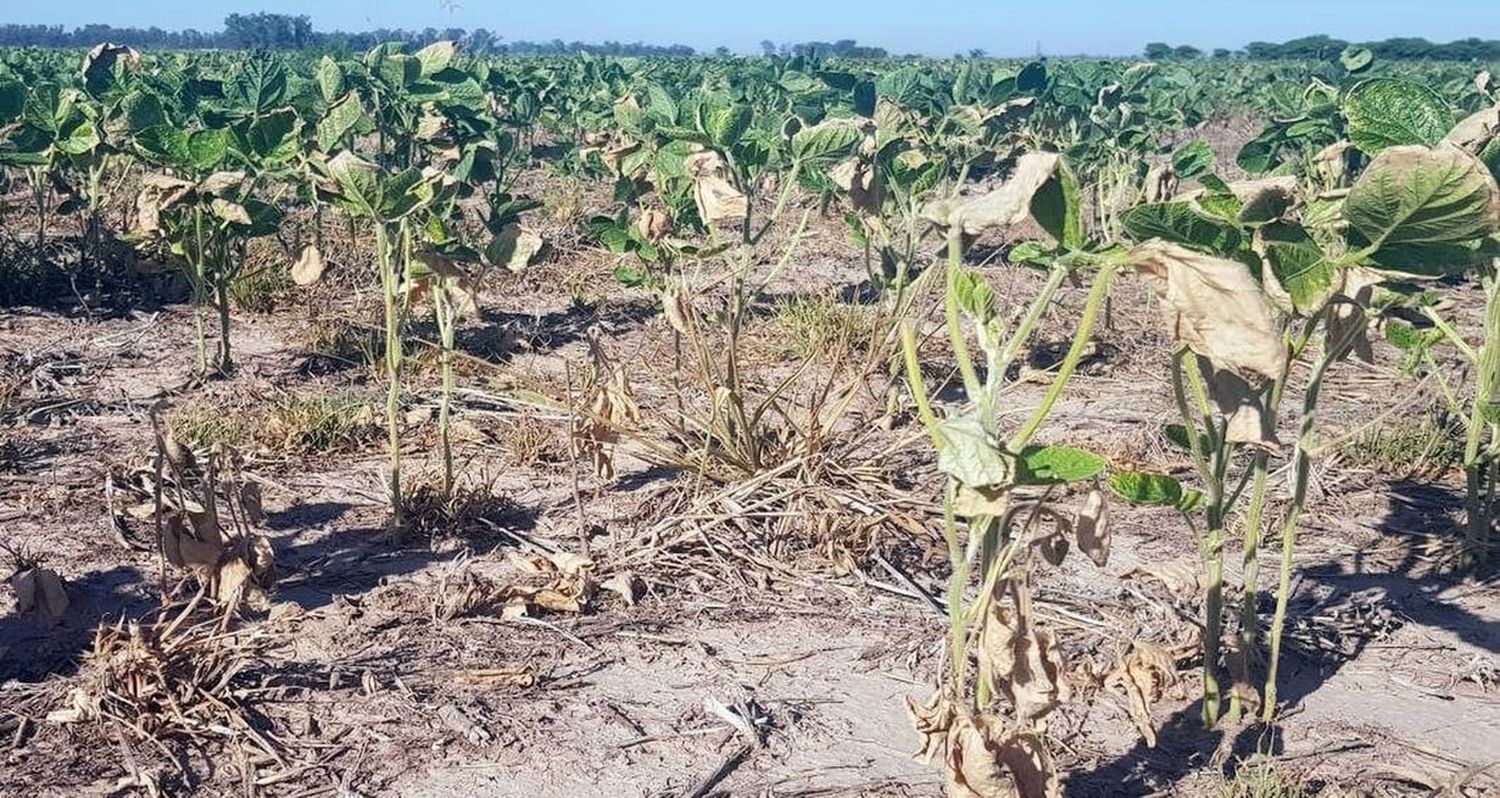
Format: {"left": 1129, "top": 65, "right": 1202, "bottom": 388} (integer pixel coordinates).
{"left": 2, "top": 157, "right": 1499, "bottom": 798}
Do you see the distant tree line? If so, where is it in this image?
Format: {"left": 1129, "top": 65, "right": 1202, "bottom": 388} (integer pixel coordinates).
{"left": 758, "top": 39, "right": 890, "bottom": 59}
{"left": 1146, "top": 34, "right": 1500, "bottom": 62}
{"left": 0, "top": 13, "right": 696, "bottom": 56}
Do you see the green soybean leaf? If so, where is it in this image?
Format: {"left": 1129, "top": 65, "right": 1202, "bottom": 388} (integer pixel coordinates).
{"left": 1345, "top": 143, "right": 1500, "bottom": 275}
{"left": 1108, "top": 471, "right": 1184, "bottom": 507}
{"left": 704, "top": 104, "right": 752, "bottom": 149}
{"left": 1121, "top": 201, "right": 1242, "bottom": 255}
{"left": 315, "top": 56, "right": 345, "bottom": 104}
{"left": 1172, "top": 141, "right": 1215, "bottom": 179}
{"left": 317, "top": 92, "right": 368, "bottom": 153}
{"left": 187, "top": 129, "right": 229, "bottom": 172}
{"left": 415, "top": 41, "right": 457, "bottom": 77}
{"left": 791, "top": 119, "right": 862, "bottom": 163}
{"left": 1343, "top": 78, "right": 1452, "bottom": 155}
{"left": 1029, "top": 157, "right": 1085, "bottom": 251}
{"left": 1339, "top": 46, "right": 1374, "bottom": 74}
{"left": 1018, "top": 445, "right": 1106, "bottom": 485}
{"left": 1259, "top": 221, "right": 1337, "bottom": 314}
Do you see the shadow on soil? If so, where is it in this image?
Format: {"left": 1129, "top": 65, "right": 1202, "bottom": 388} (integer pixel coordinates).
{"left": 267, "top": 498, "right": 538, "bottom": 612}
{"left": 0, "top": 564, "right": 152, "bottom": 683}
{"left": 1066, "top": 479, "right": 1495, "bottom": 796}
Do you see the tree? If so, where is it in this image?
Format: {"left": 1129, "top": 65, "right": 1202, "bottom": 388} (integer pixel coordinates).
{"left": 1172, "top": 45, "right": 1203, "bottom": 60}
{"left": 1144, "top": 42, "right": 1173, "bottom": 60}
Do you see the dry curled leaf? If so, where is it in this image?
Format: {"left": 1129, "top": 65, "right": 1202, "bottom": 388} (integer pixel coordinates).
{"left": 1124, "top": 557, "right": 1205, "bottom": 597}
{"left": 571, "top": 336, "right": 640, "bottom": 481}
{"left": 831, "top": 157, "right": 881, "bottom": 214}
{"left": 1105, "top": 640, "right": 1181, "bottom": 748}
{"left": 1142, "top": 163, "right": 1177, "bottom": 203}
{"left": 1199, "top": 357, "right": 1280, "bottom": 449}
{"left": 290, "top": 243, "right": 326, "bottom": 286}
{"left": 134, "top": 175, "right": 194, "bottom": 236}
{"left": 11, "top": 567, "right": 69, "bottom": 625}
{"left": 923, "top": 151, "right": 1064, "bottom": 236}
{"left": 661, "top": 280, "right": 696, "bottom": 336}
{"left": 1130, "top": 240, "right": 1288, "bottom": 383}
{"left": 1314, "top": 141, "right": 1353, "bottom": 188}
{"left": 635, "top": 207, "right": 671, "bottom": 242}
{"left": 685, "top": 150, "right": 747, "bottom": 222}
{"left": 907, "top": 693, "right": 956, "bottom": 764}
{"left": 946, "top": 712, "right": 1060, "bottom": 798}
{"left": 979, "top": 593, "right": 1070, "bottom": 723}
{"left": 1327, "top": 266, "right": 1384, "bottom": 363}
{"left": 1073, "top": 488, "right": 1110, "bottom": 567}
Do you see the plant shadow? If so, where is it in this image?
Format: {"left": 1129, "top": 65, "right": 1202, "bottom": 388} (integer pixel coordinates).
{"left": 0, "top": 564, "right": 152, "bottom": 683}
{"left": 1068, "top": 477, "right": 1497, "bottom": 795}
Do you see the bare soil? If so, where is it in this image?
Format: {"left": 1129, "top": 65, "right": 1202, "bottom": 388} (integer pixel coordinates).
{"left": 2, "top": 160, "right": 1498, "bottom": 798}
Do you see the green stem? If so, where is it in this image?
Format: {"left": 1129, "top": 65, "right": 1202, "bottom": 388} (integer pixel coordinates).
{"left": 437, "top": 290, "right": 456, "bottom": 499}
{"left": 1007, "top": 263, "right": 1117, "bottom": 452}
{"left": 378, "top": 223, "right": 405, "bottom": 530}
{"left": 1263, "top": 341, "right": 1341, "bottom": 721}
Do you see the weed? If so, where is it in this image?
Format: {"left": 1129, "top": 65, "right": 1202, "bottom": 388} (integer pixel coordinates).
{"left": 263, "top": 393, "right": 377, "bottom": 455}
{"left": 498, "top": 415, "right": 566, "bottom": 467}
{"left": 772, "top": 295, "right": 877, "bottom": 360}
{"left": 169, "top": 404, "right": 253, "bottom": 451}
{"left": 1220, "top": 760, "right": 1308, "bottom": 798}
{"left": 229, "top": 262, "right": 290, "bottom": 313}
{"left": 1341, "top": 413, "right": 1461, "bottom": 479}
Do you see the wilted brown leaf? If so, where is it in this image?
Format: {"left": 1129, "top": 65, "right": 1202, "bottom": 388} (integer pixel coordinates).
{"left": 290, "top": 243, "right": 326, "bottom": 286}
{"left": 945, "top": 712, "right": 1060, "bottom": 798}
{"left": 1130, "top": 241, "right": 1288, "bottom": 383}
{"left": 1327, "top": 266, "right": 1384, "bottom": 363}
{"left": 1124, "top": 556, "right": 1204, "bottom": 597}
{"left": 908, "top": 693, "right": 955, "bottom": 764}
{"left": 685, "top": 150, "right": 748, "bottom": 222}
{"left": 11, "top": 567, "right": 69, "bottom": 625}
{"left": 1073, "top": 488, "right": 1110, "bottom": 567}
{"left": 635, "top": 208, "right": 671, "bottom": 242}
{"left": 1105, "top": 640, "right": 1181, "bottom": 748}
{"left": 1199, "top": 357, "right": 1280, "bottom": 449}
{"left": 979, "top": 597, "right": 1070, "bottom": 723}
{"left": 923, "top": 152, "right": 1063, "bottom": 236}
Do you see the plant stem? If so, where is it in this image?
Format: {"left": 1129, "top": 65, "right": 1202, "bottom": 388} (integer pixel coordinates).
{"left": 1262, "top": 344, "right": 1340, "bottom": 722}
{"left": 1007, "top": 263, "right": 1117, "bottom": 452}
{"left": 436, "top": 289, "right": 456, "bottom": 499}
{"left": 377, "top": 223, "right": 404, "bottom": 530}
{"left": 1461, "top": 273, "right": 1500, "bottom": 562}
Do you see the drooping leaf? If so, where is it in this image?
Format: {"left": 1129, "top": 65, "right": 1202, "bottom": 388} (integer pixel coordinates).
{"left": 935, "top": 416, "right": 1010, "bottom": 488}
{"left": 1129, "top": 240, "right": 1288, "bottom": 383}
{"left": 1339, "top": 46, "right": 1374, "bottom": 74}
{"left": 1345, "top": 143, "right": 1500, "bottom": 276}
{"left": 791, "top": 118, "right": 862, "bottom": 163}
{"left": 1257, "top": 221, "right": 1337, "bottom": 315}
{"left": 1171, "top": 141, "right": 1214, "bottom": 179}
{"left": 924, "top": 152, "right": 1072, "bottom": 244}
{"left": 314, "top": 56, "right": 345, "bottom": 104}
{"left": 317, "top": 92, "right": 369, "bottom": 152}
{"left": 1121, "top": 202, "right": 1242, "bottom": 256}
{"left": 415, "top": 41, "right": 457, "bottom": 77}
{"left": 290, "top": 243, "right": 325, "bottom": 285}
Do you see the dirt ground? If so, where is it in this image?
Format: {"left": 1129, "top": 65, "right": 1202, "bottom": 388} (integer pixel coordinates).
{"left": 2, "top": 140, "right": 1500, "bottom": 797}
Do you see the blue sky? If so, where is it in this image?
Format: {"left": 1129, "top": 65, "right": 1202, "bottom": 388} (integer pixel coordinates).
{"left": 8, "top": 1, "right": 1500, "bottom": 56}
